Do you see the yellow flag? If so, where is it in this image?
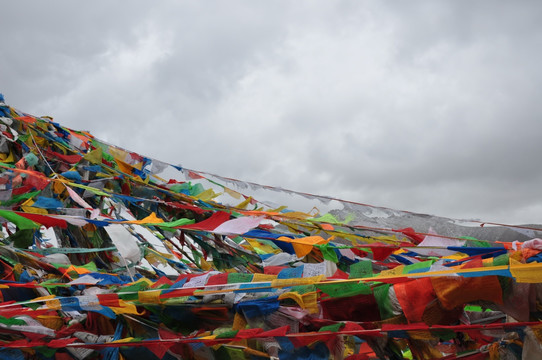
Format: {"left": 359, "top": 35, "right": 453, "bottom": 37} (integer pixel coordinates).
{"left": 246, "top": 238, "right": 279, "bottom": 255}
{"left": 138, "top": 290, "right": 162, "bottom": 304}
{"left": 252, "top": 273, "right": 277, "bottom": 282}
{"left": 224, "top": 187, "right": 242, "bottom": 199}
{"left": 235, "top": 197, "right": 253, "bottom": 209}
{"left": 83, "top": 148, "right": 102, "bottom": 164}
{"left": 0, "top": 150, "right": 14, "bottom": 163}
{"left": 510, "top": 258, "right": 542, "bottom": 283}
{"left": 116, "top": 160, "right": 134, "bottom": 175}
{"left": 110, "top": 299, "right": 145, "bottom": 316}
{"left": 124, "top": 212, "right": 163, "bottom": 225}
{"left": 195, "top": 188, "right": 219, "bottom": 202}
{"left": 279, "top": 291, "right": 319, "bottom": 314}
{"left": 200, "top": 257, "right": 213, "bottom": 271}
{"left": 379, "top": 265, "right": 405, "bottom": 278}
{"left": 272, "top": 275, "right": 325, "bottom": 289}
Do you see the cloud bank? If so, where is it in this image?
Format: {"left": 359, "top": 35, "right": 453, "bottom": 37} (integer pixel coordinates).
{"left": 2, "top": 1, "right": 542, "bottom": 224}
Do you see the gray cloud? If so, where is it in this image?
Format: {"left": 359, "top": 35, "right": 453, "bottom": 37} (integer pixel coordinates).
{"left": 2, "top": 1, "right": 542, "bottom": 224}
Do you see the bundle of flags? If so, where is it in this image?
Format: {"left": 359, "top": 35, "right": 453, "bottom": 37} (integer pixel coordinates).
{"left": 0, "top": 93, "right": 542, "bottom": 359}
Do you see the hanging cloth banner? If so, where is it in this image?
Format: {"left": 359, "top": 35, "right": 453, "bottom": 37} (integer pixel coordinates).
{"left": 16, "top": 212, "right": 68, "bottom": 229}
{"left": 0, "top": 209, "right": 40, "bottom": 230}
{"left": 179, "top": 211, "right": 231, "bottom": 231}
{"left": 213, "top": 216, "right": 265, "bottom": 236}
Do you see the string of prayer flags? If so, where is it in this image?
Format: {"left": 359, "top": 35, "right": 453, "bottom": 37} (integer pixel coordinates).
{"left": 1, "top": 93, "right": 542, "bottom": 359}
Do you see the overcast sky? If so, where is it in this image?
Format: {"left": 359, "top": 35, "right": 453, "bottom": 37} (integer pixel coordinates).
{"left": 2, "top": 1, "right": 542, "bottom": 225}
